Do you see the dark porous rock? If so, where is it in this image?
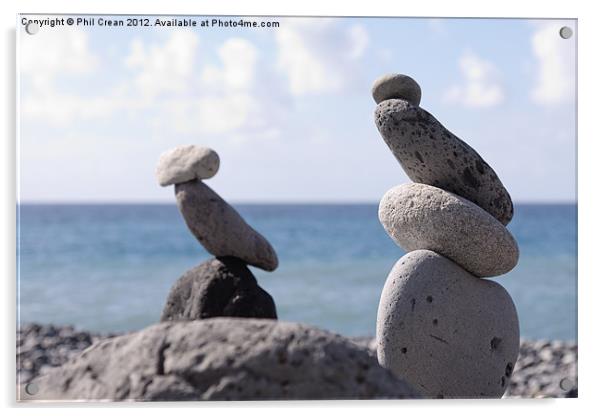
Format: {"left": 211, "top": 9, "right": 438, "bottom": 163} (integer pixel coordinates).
{"left": 28, "top": 319, "right": 419, "bottom": 401}
{"left": 374, "top": 98, "right": 514, "bottom": 225}
{"left": 176, "top": 180, "right": 279, "bottom": 271}
{"left": 161, "top": 257, "right": 277, "bottom": 322}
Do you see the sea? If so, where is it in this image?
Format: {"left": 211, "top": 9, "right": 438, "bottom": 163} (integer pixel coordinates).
{"left": 17, "top": 203, "right": 577, "bottom": 341}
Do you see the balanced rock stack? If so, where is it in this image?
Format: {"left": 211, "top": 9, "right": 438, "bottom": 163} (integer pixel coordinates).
{"left": 372, "top": 74, "right": 521, "bottom": 398}
{"left": 155, "top": 145, "right": 278, "bottom": 321}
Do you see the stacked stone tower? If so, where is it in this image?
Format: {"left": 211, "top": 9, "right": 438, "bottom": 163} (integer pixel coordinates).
{"left": 155, "top": 145, "right": 278, "bottom": 321}
{"left": 372, "top": 74, "right": 520, "bottom": 398}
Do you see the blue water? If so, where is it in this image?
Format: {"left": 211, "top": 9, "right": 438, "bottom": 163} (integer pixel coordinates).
{"left": 17, "top": 203, "right": 577, "bottom": 340}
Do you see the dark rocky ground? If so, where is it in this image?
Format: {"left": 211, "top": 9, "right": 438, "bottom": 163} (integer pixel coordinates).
{"left": 17, "top": 323, "right": 577, "bottom": 399}
{"left": 508, "top": 339, "right": 577, "bottom": 398}
{"left": 17, "top": 323, "right": 119, "bottom": 387}
{"left": 350, "top": 337, "right": 578, "bottom": 398}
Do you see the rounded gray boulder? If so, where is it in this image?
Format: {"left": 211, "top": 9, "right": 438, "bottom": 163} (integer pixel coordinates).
{"left": 372, "top": 74, "right": 422, "bottom": 106}
{"left": 156, "top": 145, "right": 220, "bottom": 187}
{"left": 30, "top": 319, "right": 419, "bottom": 401}
{"left": 161, "top": 257, "right": 277, "bottom": 322}
{"left": 175, "top": 181, "right": 278, "bottom": 271}
{"left": 376, "top": 250, "right": 520, "bottom": 398}
{"left": 374, "top": 99, "right": 514, "bottom": 225}
{"left": 379, "top": 183, "right": 519, "bottom": 277}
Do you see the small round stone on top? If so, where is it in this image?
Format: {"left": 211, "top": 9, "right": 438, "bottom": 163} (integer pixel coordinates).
{"left": 371, "top": 74, "right": 422, "bottom": 106}
{"left": 156, "top": 145, "right": 220, "bottom": 187}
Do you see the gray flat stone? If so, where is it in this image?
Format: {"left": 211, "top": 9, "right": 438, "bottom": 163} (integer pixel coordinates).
{"left": 379, "top": 183, "right": 519, "bottom": 277}
{"left": 161, "top": 257, "right": 277, "bottom": 322}
{"left": 374, "top": 99, "right": 514, "bottom": 225}
{"left": 175, "top": 181, "right": 278, "bottom": 271}
{"left": 376, "top": 250, "right": 520, "bottom": 398}
{"left": 372, "top": 74, "right": 422, "bottom": 106}
{"left": 30, "top": 318, "right": 419, "bottom": 401}
{"left": 156, "top": 145, "right": 220, "bottom": 187}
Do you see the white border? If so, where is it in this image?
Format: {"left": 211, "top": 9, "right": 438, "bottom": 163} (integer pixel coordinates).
{"left": 2, "top": 1, "right": 600, "bottom": 415}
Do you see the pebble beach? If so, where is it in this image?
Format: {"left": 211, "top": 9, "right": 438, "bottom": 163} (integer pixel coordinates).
{"left": 17, "top": 323, "right": 577, "bottom": 399}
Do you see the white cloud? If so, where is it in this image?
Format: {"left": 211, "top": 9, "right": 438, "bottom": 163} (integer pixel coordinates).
{"left": 159, "top": 36, "right": 287, "bottom": 141}
{"left": 348, "top": 25, "right": 369, "bottom": 59}
{"left": 275, "top": 19, "right": 369, "bottom": 95}
{"left": 20, "top": 21, "right": 368, "bottom": 137}
{"left": 443, "top": 50, "right": 504, "bottom": 108}
{"left": 21, "top": 30, "right": 202, "bottom": 125}
{"left": 20, "top": 27, "right": 98, "bottom": 92}
{"left": 200, "top": 38, "right": 258, "bottom": 93}
{"left": 198, "top": 93, "right": 257, "bottom": 134}
{"left": 22, "top": 92, "right": 114, "bottom": 124}
{"left": 125, "top": 31, "right": 199, "bottom": 98}
{"left": 20, "top": 28, "right": 285, "bottom": 144}
{"left": 194, "top": 38, "right": 264, "bottom": 135}
{"left": 530, "top": 23, "right": 575, "bottom": 106}
{"left": 19, "top": 27, "right": 109, "bottom": 123}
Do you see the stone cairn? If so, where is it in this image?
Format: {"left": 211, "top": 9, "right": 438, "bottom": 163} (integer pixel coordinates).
{"left": 155, "top": 145, "right": 278, "bottom": 321}
{"left": 372, "top": 74, "right": 521, "bottom": 398}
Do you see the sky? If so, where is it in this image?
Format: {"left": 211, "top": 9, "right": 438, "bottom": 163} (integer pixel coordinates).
{"left": 18, "top": 16, "right": 577, "bottom": 203}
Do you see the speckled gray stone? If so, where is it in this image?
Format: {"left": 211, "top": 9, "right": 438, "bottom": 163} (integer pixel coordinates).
{"left": 372, "top": 74, "right": 422, "bottom": 106}
{"left": 156, "top": 145, "right": 220, "bottom": 187}
{"left": 374, "top": 98, "right": 514, "bottom": 225}
{"left": 376, "top": 250, "right": 520, "bottom": 398}
{"left": 30, "top": 318, "right": 419, "bottom": 401}
{"left": 175, "top": 181, "right": 278, "bottom": 271}
{"left": 160, "top": 257, "right": 277, "bottom": 322}
{"left": 379, "top": 183, "right": 518, "bottom": 277}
